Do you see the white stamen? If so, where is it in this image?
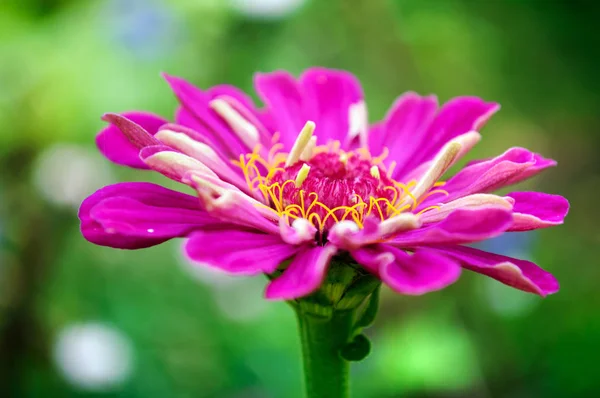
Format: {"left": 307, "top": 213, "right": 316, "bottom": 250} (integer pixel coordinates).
{"left": 378, "top": 213, "right": 421, "bottom": 236}
{"left": 286, "top": 121, "right": 316, "bottom": 166}
{"left": 335, "top": 220, "right": 360, "bottom": 234}
{"left": 348, "top": 101, "right": 367, "bottom": 142}
{"left": 291, "top": 218, "right": 314, "bottom": 239}
{"left": 147, "top": 229, "right": 154, "bottom": 233}
{"left": 295, "top": 164, "right": 311, "bottom": 187}
{"left": 300, "top": 136, "right": 317, "bottom": 161}
{"left": 370, "top": 166, "right": 380, "bottom": 179}
{"left": 210, "top": 99, "right": 259, "bottom": 149}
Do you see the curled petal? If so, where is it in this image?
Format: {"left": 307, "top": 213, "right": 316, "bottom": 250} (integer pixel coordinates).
{"left": 506, "top": 191, "right": 569, "bottom": 231}
{"left": 141, "top": 145, "right": 218, "bottom": 183}
{"left": 265, "top": 244, "right": 337, "bottom": 300}
{"left": 419, "top": 194, "right": 513, "bottom": 224}
{"left": 185, "top": 230, "right": 298, "bottom": 275}
{"left": 389, "top": 207, "right": 513, "bottom": 247}
{"left": 154, "top": 129, "right": 249, "bottom": 190}
{"left": 432, "top": 245, "right": 559, "bottom": 296}
{"left": 355, "top": 245, "right": 461, "bottom": 295}
{"left": 424, "top": 147, "right": 556, "bottom": 206}
{"left": 96, "top": 112, "right": 167, "bottom": 168}
{"left": 79, "top": 182, "right": 216, "bottom": 249}
{"left": 188, "top": 174, "right": 279, "bottom": 234}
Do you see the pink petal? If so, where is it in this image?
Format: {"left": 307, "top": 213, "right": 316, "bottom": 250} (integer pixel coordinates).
{"left": 433, "top": 245, "right": 559, "bottom": 296}
{"left": 187, "top": 176, "right": 280, "bottom": 235}
{"left": 356, "top": 245, "right": 461, "bottom": 295}
{"left": 372, "top": 95, "right": 498, "bottom": 180}
{"left": 350, "top": 245, "right": 394, "bottom": 275}
{"left": 506, "top": 191, "right": 569, "bottom": 231}
{"left": 299, "top": 67, "right": 364, "bottom": 146}
{"left": 208, "top": 85, "right": 274, "bottom": 144}
{"left": 389, "top": 207, "right": 513, "bottom": 247}
{"left": 163, "top": 73, "right": 250, "bottom": 157}
{"left": 185, "top": 230, "right": 298, "bottom": 275}
{"left": 414, "top": 97, "right": 499, "bottom": 171}
{"left": 96, "top": 112, "right": 168, "bottom": 169}
{"left": 254, "top": 68, "right": 365, "bottom": 151}
{"left": 254, "top": 70, "right": 306, "bottom": 150}
{"left": 368, "top": 92, "right": 438, "bottom": 174}
{"left": 265, "top": 245, "right": 337, "bottom": 300}
{"left": 79, "top": 182, "right": 216, "bottom": 249}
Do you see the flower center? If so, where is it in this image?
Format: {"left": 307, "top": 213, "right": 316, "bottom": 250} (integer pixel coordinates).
{"left": 232, "top": 121, "right": 447, "bottom": 231}
{"left": 269, "top": 152, "right": 397, "bottom": 228}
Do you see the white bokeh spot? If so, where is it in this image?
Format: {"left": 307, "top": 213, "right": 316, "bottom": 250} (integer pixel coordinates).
{"left": 54, "top": 322, "right": 133, "bottom": 391}
{"left": 228, "top": 0, "right": 306, "bottom": 19}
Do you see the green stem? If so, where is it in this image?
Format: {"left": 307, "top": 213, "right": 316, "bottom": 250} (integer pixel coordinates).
{"left": 296, "top": 309, "right": 355, "bottom": 398}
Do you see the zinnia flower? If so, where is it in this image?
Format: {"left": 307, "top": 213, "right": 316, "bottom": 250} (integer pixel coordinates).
{"left": 80, "top": 67, "right": 568, "bottom": 303}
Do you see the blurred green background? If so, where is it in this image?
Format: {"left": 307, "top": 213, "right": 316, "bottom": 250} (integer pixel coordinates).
{"left": 0, "top": 0, "right": 598, "bottom": 397}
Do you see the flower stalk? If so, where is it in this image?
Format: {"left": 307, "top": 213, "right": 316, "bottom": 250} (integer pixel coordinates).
{"left": 296, "top": 309, "right": 354, "bottom": 398}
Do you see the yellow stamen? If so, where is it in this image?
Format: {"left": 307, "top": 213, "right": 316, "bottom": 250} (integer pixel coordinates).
{"left": 295, "top": 164, "right": 311, "bottom": 188}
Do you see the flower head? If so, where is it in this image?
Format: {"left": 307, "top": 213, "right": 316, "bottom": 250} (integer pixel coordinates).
{"left": 80, "top": 68, "right": 568, "bottom": 305}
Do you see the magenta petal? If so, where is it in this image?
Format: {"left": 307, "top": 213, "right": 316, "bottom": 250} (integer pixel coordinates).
{"left": 378, "top": 95, "right": 499, "bottom": 180}
{"left": 185, "top": 230, "right": 298, "bottom": 275}
{"left": 96, "top": 112, "right": 168, "bottom": 169}
{"left": 369, "top": 92, "right": 438, "bottom": 174}
{"left": 163, "top": 73, "right": 249, "bottom": 156}
{"left": 254, "top": 70, "right": 306, "bottom": 150}
{"left": 378, "top": 246, "right": 461, "bottom": 295}
{"left": 506, "top": 191, "right": 569, "bottom": 231}
{"left": 299, "top": 67, "right": 364, "bottom": 146}
{"left": 265, "top": 245, "right": 337, "bottom": 300}
{"left": 187, "top": 177, "right": 279, "bottom": 235}
{"left": 350, "top": 244, "right": 394, "bottom": 275}
{"left": 414, "top": 97, "right": 499, "bottom": 167}
{"left": 79, "top": 182, "right": 216, "bottom": 249}
{"left": 433, "top": 245, "right": 559, "bottom": 296}
{"left": 390, "top": 207, "right": 512, "bottom": 246}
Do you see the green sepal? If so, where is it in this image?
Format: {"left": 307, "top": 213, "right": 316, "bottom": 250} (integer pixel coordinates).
{"left": 354, "top": 285, "right": 381, "bottom": 329}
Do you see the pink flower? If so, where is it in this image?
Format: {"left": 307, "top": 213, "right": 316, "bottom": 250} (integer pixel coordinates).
{"left": 80, "top": 68, "right": 568, "bottom": 301}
